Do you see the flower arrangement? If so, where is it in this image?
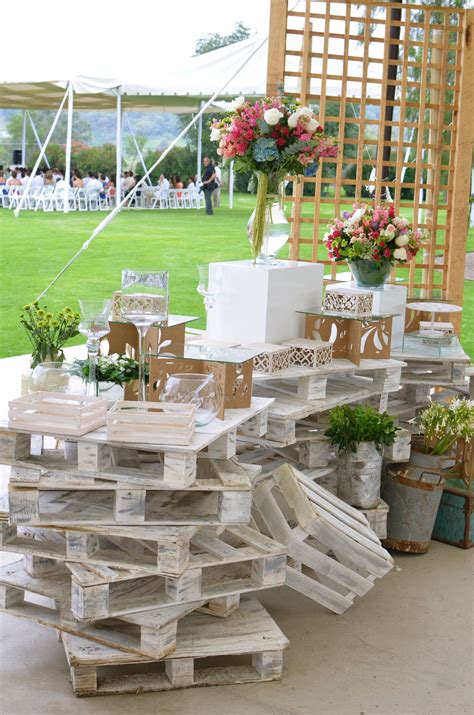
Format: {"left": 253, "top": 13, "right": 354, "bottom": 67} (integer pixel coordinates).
{"left": 75, "top": 354, "right": 144, "bottom": 386}
{"left": 211, "top": 96, "right": 337, "bottom": 259}
{"left": 419, "top": 398, "right": 474, "bottom": 456}
{"left": 324, "top": 202, "right": 424, "bottom": 265}
{"left": 20, "top": 303, "right": 80, "bottom": 368}
{"left": 325, "top": 404, "right": 398, "bottom": 453}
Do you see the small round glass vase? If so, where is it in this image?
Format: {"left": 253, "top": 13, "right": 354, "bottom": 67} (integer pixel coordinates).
{"left": 161, "top": 373, "right": 223, "bottom": 426}
{"left": 30, "top": 362, "right": 86, "bottom": 394}
{"left": 348, "top": 258, "right": 393, "bottom": 290}
{"left": 247, "top": 199, "right": 289, "bottom": 265}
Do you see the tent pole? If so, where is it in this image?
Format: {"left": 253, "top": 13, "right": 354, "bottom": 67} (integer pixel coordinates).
{"left": 125, "top": 114, "right": 152, "bottom": 186}
{"left": 197, "top": 100, "right": 204, "bottom": 180}
{"left": 64, "top": 82, "right": 74, "bottom": 214}
{"left": 116, "top": 94, "right": 123, "bottom": 207}
{"left": 21, "top": 110, "right": 27, "bottom": 166}
{"left": 229, "top": 160, "right": 234, "bottom": 209}
{"left": 34, "top": 35, "right": 270, "bottom": 300}
{"left": 27, "top": 111, "right": 51, "bottom": 169}
{"left": 14, "top": 87, "right": 69, "bottom": 218}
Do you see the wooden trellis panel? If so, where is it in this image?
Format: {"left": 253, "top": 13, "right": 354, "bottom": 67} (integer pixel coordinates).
{"left": 267, "top": 0, "right": 473, "bottom": 315}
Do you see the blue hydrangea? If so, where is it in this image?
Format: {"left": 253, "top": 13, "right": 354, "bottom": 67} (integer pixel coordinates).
{"left": 252, "top": 137, "right": 280, "bottom": 163}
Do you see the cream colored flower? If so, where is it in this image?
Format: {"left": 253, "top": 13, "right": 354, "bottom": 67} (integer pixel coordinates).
{"left": 288, "top": 110, "right": 301, "bottom": 128}
{"left": 231, "top": 96, "right": 245, "bottom": 109}
{"left": 264, "top": 108, "right": 284, "bottom": 125}
{"left": 393, "top": 247, "right": 407, "bottom": 261}
{"left": 395, "top": 235, "right": 409, "bottom": 247}
{"left": 210, "top": 127, "right": 221, "bottom": 141}
{"left": 303, "top": 117, "right": 318, "bottom": 132}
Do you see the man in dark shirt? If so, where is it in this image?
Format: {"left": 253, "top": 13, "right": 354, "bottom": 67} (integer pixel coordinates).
{"left": 201, "top": 156, "right": 216, "bottom": 215}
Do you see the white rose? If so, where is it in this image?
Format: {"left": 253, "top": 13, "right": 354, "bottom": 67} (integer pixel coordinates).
{"left": 393, "top": 247, "right": 407, "bottom": 261}
{"left": 288, "top": 110, "right": 301, "bottom": 128}
{"left": 231, "top": 96, "right": 245, "bottom": 109}
{"left": 303, "top": 117, "right": 318, "bottom": 133}
{"left": 210, "top": 127, "right": 221, "bottom": 141}
{"left": 264, "top": 108, "right": 284, "bottom": 126}
{"left": 395, "top": 234, "right": 409, "bottom": 246}
{"left": 384, "top": 223, "right": 396, "bottom": 235}
{"left": 299, "top": 106, "right": 313, "bottom": 118}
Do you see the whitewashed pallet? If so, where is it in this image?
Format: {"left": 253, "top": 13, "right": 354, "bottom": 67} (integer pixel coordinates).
{"left": 391, "top": 347, "right": 470, "bottom": 387}
{"left": 252, "top": 464, "right": 394, "bottom": 614}
{"left": 7, "top": 479, "right": 252, "bottom": 527}
{"left": 0, "top": 559, "right": 203, "bottom": 659}
{"left": 0, "top": 507, "right": 197, "bottom": 576}
{"left": 0, "top": 398, "right": 273, "bottom": 488}
{"left": 0, "top": 521, "right": 284, "bottom": 580}
{"left": 62, "top": 598, "right": 289, "bottom": 697}
{"left": 66, "top": 532, "right": 286, "bottom": 621}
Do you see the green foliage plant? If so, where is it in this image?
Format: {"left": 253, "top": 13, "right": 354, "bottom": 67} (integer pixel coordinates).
{"left": 325, "top": 404, "right": 397, "bottom": 453}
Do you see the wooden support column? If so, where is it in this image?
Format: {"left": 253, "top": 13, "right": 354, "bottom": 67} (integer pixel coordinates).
{"left": 447, "top": 9, "right": 474, "bottom": 330}
{"left": 266, "top": 0, "right": 288, "bottom": 95}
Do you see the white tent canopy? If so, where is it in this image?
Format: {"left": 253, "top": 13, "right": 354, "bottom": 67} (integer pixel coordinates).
{"left": 0, "top": 36, "right": 268, "bottom": 111}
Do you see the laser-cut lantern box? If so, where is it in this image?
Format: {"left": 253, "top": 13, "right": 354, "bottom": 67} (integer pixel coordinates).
{"left": 323, "top": 286, "right": 373, "bottom": 317}
{"left": 243, "top": 343, "right": 292, "bottom": 375}
{"left": 282, "top": 338, "right": 333, "bottom": 369}
{"left": 299, "top": 307, "right": 396, "bottom": 367}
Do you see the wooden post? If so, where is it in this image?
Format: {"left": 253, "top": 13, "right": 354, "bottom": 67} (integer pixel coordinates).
{"left": 266, "top": 0, "right": 287, "bottom": 96}
{"left": 447, "top": 9, "right": 474, "bottom": 329}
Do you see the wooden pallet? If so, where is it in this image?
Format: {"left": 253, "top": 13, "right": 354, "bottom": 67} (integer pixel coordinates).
{"left": 248, "top": 362, "right": 403, "bottom": 449}
{"left": 66, "top": 532, "right": 286, "bottom": 621}
{"left": 0, "top": 519, "right": 284, "bottom": 580}
{"left": 252, "top": 464, "right": 394, "bottom": 614}
{"left": 0, "top": 559, "right": 203, "bottom": 659}
{"left": 7, "top": 481, "right": 253, "bottom": 527}
{"left": 0, "top": 397, "right": 272, "bottom": 489}
{"left": 61, "top": 598, "right": 288, "bottom": 697}
{"left": 391, "top": 347, "right": 470, "bottom": 388}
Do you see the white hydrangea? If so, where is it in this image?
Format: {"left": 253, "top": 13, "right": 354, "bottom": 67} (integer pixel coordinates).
{"left": 393, "top": 247, "right": 407, "bottom": 260}
{"left": 395, "top": 235, "right": 409, "bottom": 246}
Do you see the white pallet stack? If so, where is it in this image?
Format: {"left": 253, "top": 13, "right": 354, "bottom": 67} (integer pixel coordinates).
{"left": 0, "top": 397, "right": 290, "bottom": 699}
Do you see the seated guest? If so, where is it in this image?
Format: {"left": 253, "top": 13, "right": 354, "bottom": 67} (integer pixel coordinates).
{"left": 83, "top": 171, "right": 93, "bottom": 188}
{"left": 159, "top": 174, "right": 170, "bottom": 193}
{"left": 31, "top": 171, "right": 45, "bottom": 193}
{"left": 44, "top": 170, "right": 54, "bottom": 185}
{"left": 52, "top": 168, "right": 63, "bottom": 183}
{"left": 86, "top": 173, "right": 103, "bottom": 193}
{"left": 72, "top": 171, "right": 84, "bottom": 188}
{"left": 7, "top": 170, "right": 21, "bottom": 186}
{"left": 0, "top": 170, "right": 5, "bottom": 185}
{"left": 187, "top": 176, "right": 197, "bottom": 191}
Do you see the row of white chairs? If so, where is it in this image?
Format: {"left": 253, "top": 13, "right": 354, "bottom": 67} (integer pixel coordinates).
{"left": 1, "top": 185, "right": 206, "bottom": 211}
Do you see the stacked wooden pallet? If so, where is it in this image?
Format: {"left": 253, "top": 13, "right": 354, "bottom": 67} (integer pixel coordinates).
{"left": 0, "top": 398, "right": 292, "bottom": 698}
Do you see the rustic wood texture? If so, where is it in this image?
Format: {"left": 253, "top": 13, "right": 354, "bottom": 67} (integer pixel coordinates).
{"left": 0, "top": 559, "right": 203, "bottom": 659}
{"left": 8, "top": 392, "right": 107, "bottom": 437}
{"left": 62, "top": 599, "right": 288, "bottom": 697}
{"left": 266, "top": 1, "right": 471, "bottom": 303}
{"left": 252, "top": 464, "right": 393, "bottom": 613}
{"left": 107, "top": 401, "right": 196, "bottom": 447}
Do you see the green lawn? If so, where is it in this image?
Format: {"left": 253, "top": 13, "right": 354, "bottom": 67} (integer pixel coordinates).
{"left": 0, "top": 195, "right": 472, "bottom": 360}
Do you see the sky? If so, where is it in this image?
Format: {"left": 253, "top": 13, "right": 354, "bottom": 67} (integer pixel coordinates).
{"left": 5, "top": 0, "right": 272, "bottom": 79}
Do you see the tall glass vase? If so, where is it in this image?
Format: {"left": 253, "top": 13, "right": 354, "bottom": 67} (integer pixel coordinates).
{"left": 247, "top": 172, "right": 289, "bottom": 265}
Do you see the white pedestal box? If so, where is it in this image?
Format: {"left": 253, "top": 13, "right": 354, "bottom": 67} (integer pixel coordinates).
{"left": 206, "top": 260, "right": 324, "bottom": 344}
{"left": 326, "top": 281, "right": 407, "bottom": 348}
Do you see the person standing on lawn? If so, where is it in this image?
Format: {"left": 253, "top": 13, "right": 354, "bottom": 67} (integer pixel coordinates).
{"left": 201, "top": 156, "right": 217, "bottom": 215}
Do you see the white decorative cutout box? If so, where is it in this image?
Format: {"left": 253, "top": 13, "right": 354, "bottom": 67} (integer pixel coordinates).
{"left": 323, "top": 286, "right": 373, "bottom": 316}
{"left": 245, "top": 343, "right": 292, "bottom": 374}
{"left": 419, "top": 321, "right": 454, "bottom": 336}
{"left": 282, "top": 338, "right": 333, "bottom": 368}
{"left": 206, "top": 260, "right": 324, "bottom": 344}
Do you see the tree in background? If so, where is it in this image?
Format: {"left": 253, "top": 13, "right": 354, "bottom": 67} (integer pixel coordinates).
{"left": 194, "top": 21, "right": 252, "bottom": 56}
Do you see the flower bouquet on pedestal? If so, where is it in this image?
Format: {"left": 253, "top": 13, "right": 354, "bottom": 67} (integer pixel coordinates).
{"left": 211, "top": 96, "right": 338, "bottom": 264}
{"left": 324, "top": 203, "right": 425, "bottom": 289}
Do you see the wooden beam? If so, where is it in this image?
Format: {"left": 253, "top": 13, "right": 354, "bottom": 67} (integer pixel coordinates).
{"left": 266, "top": 0, "right": 288, "bottom": 95}
{"left": 447, "top": 9, "right": 474, "bottom": 329}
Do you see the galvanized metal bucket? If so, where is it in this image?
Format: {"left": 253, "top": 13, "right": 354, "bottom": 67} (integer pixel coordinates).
{"left": 382, "top": 448, "right": 446, "bottom": 553}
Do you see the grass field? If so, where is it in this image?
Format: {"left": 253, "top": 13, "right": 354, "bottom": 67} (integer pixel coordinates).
{"left": 0, "top": 194, "right": 472, "bottom": 360}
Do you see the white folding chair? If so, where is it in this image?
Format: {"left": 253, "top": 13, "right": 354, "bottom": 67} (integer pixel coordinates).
{"left": 86, "top": 188, "right": 101, "bottom": 210}
{"left": 75, "top": 188, "right": 87, "bottom": 211}
{"left": 8, "top": 185, "right": 25, "bottom": 210}
{"left": 1, "top": 185, "right": 12, "bottom": 208}
{"left": 34, "top": 186, "right": 55, "bottom": 211}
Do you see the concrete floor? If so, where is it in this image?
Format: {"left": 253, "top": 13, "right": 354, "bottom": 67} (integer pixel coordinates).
{"left": 0, "top": 543, "right": 472, "bottom": 715}
{"left": 0, "top": 353, "right": 472, "bottom": 714}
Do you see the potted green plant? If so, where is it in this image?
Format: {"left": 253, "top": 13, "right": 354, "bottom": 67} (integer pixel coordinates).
{"left": 325, "top": 404, "right": 397, "bottom": 508}
{"left": 382, "top": 398, "right": 474, "bottom": 554}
